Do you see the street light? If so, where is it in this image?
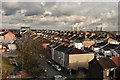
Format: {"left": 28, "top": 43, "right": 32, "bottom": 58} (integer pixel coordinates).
{"left": 44, "top": 69, "right": 47, "bottom": 72}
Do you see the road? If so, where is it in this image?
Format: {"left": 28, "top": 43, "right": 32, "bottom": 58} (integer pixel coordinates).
{"left": 38, "top": 54, "right": 69, "bottom": 79}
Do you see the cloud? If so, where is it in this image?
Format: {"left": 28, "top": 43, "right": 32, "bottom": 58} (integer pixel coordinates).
{"left": 2, "top": 2, "right": 20, "bottom": 15}
{"left": 2, "top": 2, "right": 45, "bottom": 16}
{"left": 2, "top": 2, "right": 118, "bottom": 31}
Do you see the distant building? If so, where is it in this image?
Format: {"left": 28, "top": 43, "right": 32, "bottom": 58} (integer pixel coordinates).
{"left": 108, "top": 38, "right": 119, "bottom": 45}
{"left": 101, "top": 44, "right": 119, "bottom": 57}
{"left": 91, "top": 41, "right": 107, "bottom": 56}
{"left": 20, "top": 27, "right": 30, "bottom": 31}
{"left": 4, "top": 31, "right": 16, "bottom": 44}
{"left": 74, "top": 36, "right": 85, "bottom": 49}
{"left": 83, "top": 40, "right": 95, "bottom": 48}
{"left": 0, "top": 31, "right": 5, "bottom": 43}
{"left": 8, "top": 44, "right": 17, "bottom": 50}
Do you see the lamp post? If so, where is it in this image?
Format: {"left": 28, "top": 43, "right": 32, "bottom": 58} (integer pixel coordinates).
{"left": 68, "top": 68, "right": 71, "bottom": 76}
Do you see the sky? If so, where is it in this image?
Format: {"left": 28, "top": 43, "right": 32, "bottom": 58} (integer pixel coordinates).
{"left": 1, "top": 2, "right": 119, "bottom": 31}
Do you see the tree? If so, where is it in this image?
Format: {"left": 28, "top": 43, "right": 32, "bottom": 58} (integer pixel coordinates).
{"left": 15, "top": 31, "right": 46, "bottom": 77}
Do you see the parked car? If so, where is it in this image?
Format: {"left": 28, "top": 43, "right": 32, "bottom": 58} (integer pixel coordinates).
{"left": 54, "top": 75, "right": 67, "bottom": 80}
{"left": 46, "top": 60, "right": 62, "bottom": 71}
{"left": 46, "top": 60, "right": 51, "bottom": 64}
{"left": 39, "top": 54, "right": 45, "bottom": 58}
{"left": 46, "top": 60, "right": 54, "bottom": 67}
{"left": 54, "top": 65, "right": 62, "bottom": 71}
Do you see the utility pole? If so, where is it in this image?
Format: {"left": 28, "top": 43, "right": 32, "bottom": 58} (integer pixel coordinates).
{"left": 69, "top": 69, "right": 71, "bottom": 76}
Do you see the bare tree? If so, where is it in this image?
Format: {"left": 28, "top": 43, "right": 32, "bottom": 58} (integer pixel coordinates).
{"left": 15, "top": 31, "right": 46, "bottom": 76}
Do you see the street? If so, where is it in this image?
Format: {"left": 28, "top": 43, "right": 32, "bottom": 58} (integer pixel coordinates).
{"left": 38, "top": 54, "right": 70, "bottom": 79}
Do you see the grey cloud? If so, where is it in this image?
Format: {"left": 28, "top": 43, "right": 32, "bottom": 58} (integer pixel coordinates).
{"left": 19, "top": 2, "right": 45, "bottom": 16}
{"left": 2, "top": 2, "right": 118, "bottom": 31}
{"left": 2, "top": 2, "right": 45, "bottom": 16}
{"left": 51, "top": 2, "right": 81, "bottom": 17}
{"left": 2, "top": 2, "right": 20, "bottom": 15}
{"left": 4, "top": 9, "right": 17, "bottom": 15}
{"left": 2, "top": 2, "right": 117, "bottom": 16}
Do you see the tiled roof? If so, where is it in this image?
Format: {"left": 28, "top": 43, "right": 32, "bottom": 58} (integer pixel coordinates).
{"left": 67, "top": 48, "right": 87, "bottom": 54}
{"left": 55, "top": 45, "right": 73, "bottom": 52}
{"left": 97, "top": 57, "right": 117, "bottom": 69}
{"left": 84, "top": 40, "right": 95, "bottom": 47}
{"left": 96, "top": 35, "right": 107, "bottom": 40}
{"left": 75, "top": 37, "right": 85, "bottom": 43}
{"left": 69, "top": 36, "right": 78, "bottom": 40}
{"left": 50, "top": 42, "right": 61, "bottom": 48}
{"left": 93, "top": 42, "right": 107, "bottom": 47}
{"left": 102, "top": 44, "right": 119, "bottom": 50}
{"left": 89, "top": 35, "right": 98, "bottom": 40}
{"left": 112, "top": 56, "right": 120, "bottom": 67}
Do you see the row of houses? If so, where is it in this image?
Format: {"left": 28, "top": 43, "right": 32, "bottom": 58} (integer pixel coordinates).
{"left": 38, "top": 30, "right": 120, "bottom": 58}
{"left": 38, "top": 30, "right": 120, "bottom": 79}
{"left": 1, "top": 29, "right": 119, "bottom": 79}
{"left": 48, "top": 42, "right": 120, "bottom": 79}
{"left": 49, "top": 42, "right": 94, "bottom": 69}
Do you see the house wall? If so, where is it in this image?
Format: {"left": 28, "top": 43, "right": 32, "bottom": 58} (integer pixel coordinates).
{"left": 54, "top": 50, "right": 58, "bottom": 61}
{"left": 93, "top": 47, "right": 100, "bottom": 53}
{"left": 108, "top": 38, "right": 119, "bottom": 45}
{"left": 8, "top": 44, "right": 16, "bottom": 50}
{"left": 115, "top": 67, "right": 120, "bottom": 79}
{"left": 0, "top": 44, "right": 2, "bottom": 49}
{"left": 51, "top": 45, "right": 61, "bottom": 59}
{"left": 74, "top": 43, "right": 84, "bottom": 49}
{"left": 54, "top": 50, "right": 64, "bottom": 66}
{"left": 64, "top": 53, "right": 69, "bottom": 68}
{"left": 68, "top": 53, "right": 94, "bottom": 69}
{"left": 60, "top": 52, "right": 64, "bottom": 67}
{"left": 111, "top": 50, "right": 119, "bottom": 56}
{"left": 103, "top": 69, "right": 111, "bottom": 79}
{"left": 89, "top": 58, "right": 103, "bottom": 79}
{"left": 4, "top": 32, "right": 16, "bottom": 40}
{"left": 103, "top": 50, "right": 112, "bottom": 57}
{"left": 51, "top": 48, "right": 54, "bottom": 59}
{"left": 83, "top": 40, "right": 95, "bottom": 48}
{"left": 0, "top": 36, "right": 4, "bottom": 42}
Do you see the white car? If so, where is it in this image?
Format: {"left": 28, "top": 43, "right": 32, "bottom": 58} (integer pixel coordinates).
{"left": 54, "top": 75, "right": 62, "bottom": 80}
{"left": 54, "top": 75, "right": 67, "bottom": 80}
{"left": 54, "top": 65, "right": 62, "bottom": 71}
{"left": 39, "top": 54, "right": 44, "bottom": 58}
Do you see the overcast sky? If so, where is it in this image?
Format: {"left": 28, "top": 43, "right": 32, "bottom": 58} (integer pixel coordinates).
{"left": 1, "top": 2, "right": 119, "bottom": 31}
